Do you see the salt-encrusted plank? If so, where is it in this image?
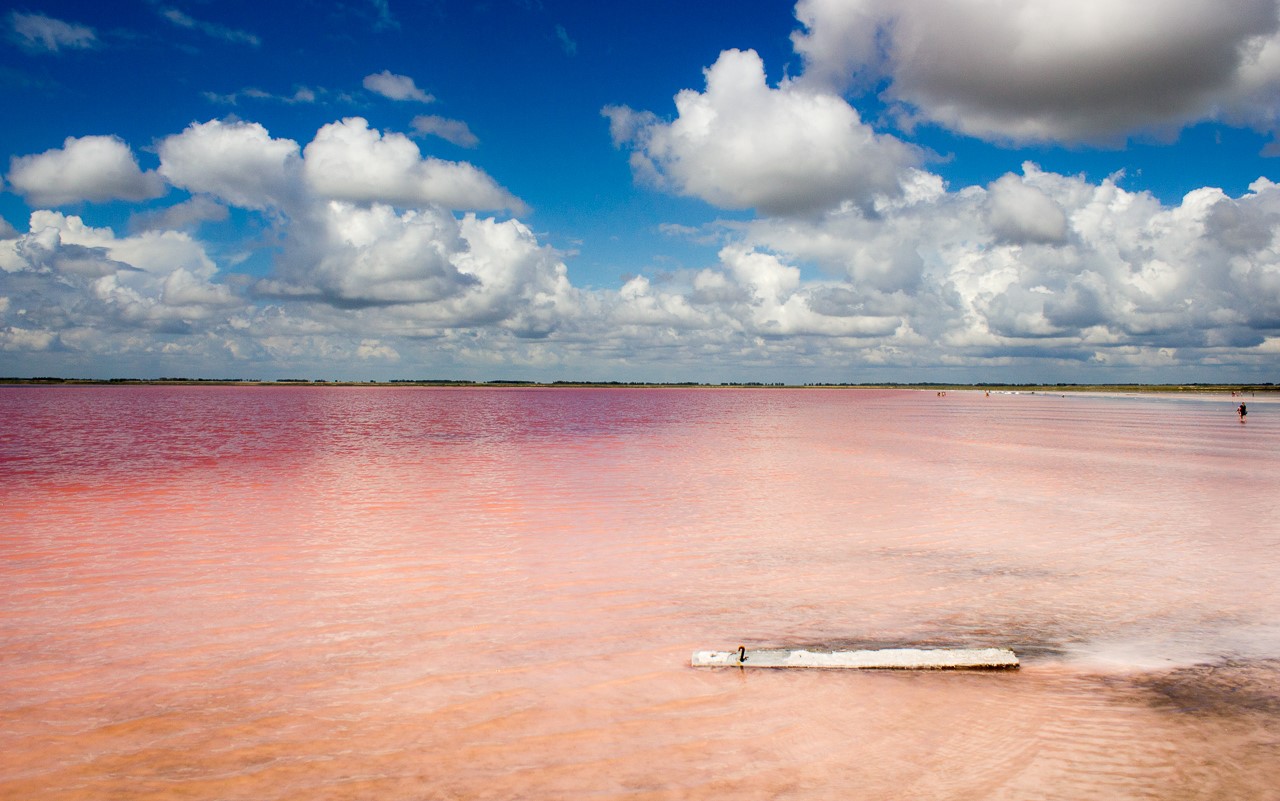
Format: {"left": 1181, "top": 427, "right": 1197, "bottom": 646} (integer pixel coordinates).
{"left": 691, "top": 647, "right": 1018, "bottom": 669}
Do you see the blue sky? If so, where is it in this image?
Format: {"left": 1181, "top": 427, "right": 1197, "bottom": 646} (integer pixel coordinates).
{"left": 2, "top": 0, "right": 1279, "bottom": 382}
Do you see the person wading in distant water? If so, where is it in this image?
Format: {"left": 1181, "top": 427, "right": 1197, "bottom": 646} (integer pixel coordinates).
{"left": 1237, "top": 402, "right": 1248, "bottom": 421}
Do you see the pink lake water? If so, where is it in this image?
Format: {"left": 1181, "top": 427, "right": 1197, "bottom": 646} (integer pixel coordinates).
{"left": 2, "top": 385, "right": 1278, "bottom": 800}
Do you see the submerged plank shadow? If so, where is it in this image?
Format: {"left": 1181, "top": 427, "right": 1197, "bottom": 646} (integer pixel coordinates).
{"left": 692, "top": 647, "right": 1019, "bottom": 670}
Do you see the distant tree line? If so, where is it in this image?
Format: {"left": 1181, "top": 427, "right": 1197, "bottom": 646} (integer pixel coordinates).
{"left": 1, "top": 377, "right": 1276, "bottom": 391}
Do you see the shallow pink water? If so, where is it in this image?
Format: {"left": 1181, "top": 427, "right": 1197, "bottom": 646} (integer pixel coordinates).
{"left": 2, "top": 386, "right": 1278, "bottom": 799}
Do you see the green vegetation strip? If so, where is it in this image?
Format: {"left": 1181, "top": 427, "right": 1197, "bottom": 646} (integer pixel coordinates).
{"left": 2, "top": 377, "right": 1275, "bottom": 393}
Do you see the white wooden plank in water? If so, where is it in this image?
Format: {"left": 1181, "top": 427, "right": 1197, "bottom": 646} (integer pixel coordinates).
{"left": 691, "top": 647, "right": 1018, "bottom": 669}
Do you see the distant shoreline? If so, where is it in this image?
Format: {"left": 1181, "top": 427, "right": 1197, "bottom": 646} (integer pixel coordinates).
{"left": 1, "top": 377, "right": 1276, "bottom": 394}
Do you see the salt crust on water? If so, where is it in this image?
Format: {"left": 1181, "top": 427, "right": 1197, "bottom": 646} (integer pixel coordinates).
{"left": 691, "top": 647, "right": 1019, "bottom": 669}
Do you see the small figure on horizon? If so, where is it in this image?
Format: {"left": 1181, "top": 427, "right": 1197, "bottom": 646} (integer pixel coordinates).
{"left": 1238, "top": 402, "right": 1247, "bottom": 421}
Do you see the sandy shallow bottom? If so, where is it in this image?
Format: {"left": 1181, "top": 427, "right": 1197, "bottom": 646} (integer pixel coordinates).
{"left": 2, "top": 386, "right": 1278, "bottom": 799}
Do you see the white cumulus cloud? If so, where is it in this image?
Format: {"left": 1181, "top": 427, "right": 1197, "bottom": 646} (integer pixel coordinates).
{"left": 265, "top": 201, "right": 479, "bottom": 307}
{"left": 260, "top": 202, "right": 577, "bottom": 339}
{"left": 158, "top": 119, "right": 303, "bottom": 211}
{"left": 605, "top": 48, "right": 920, "bottom": 216}
{"left": 0, "top": 211, "right": 241, "bottom": 343}
{"left": 7, "top": 135, "right": 165, "bottom": 207}
{"left": 357, "top": 339, "right": 399, "bottom": 360}
{"left": 155, "top": 118, "right": 522, "bottom": 214}
{"left": 302, "top": 118, "right": 525, "bottom": 213}
{"left": 6, "top": 96, "right": 1279, "bottom": 381}
{"left": 986, "top": 168, "right": 1069, "bottom": 245}
{"left": 792, "top": 0, "right": 1280, "bottom": 144}
{"left": 736, "top": 164, "right": 1280, "bottom": 357}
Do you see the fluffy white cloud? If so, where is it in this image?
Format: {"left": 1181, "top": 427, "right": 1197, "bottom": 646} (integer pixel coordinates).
{"left": 605, "top": 48, "right": 920, "bottom": 216}
{"left": 736, "top": 164, "right": 1280, "bottom": 356}
{"left": 0, "top": 211, "right": 241, "bottom": 348}
{"left": 986, "top": 169, "right": 1069, "bottom": 245}
{"left": 600, "top": 243, "right": 911, "bottom": 354}
{"left": 579, "top": 19, "right": 1280, "bottom": 376}
{"left": 5, "top": 106, "right": 1277, "bottom": 381}
{"left": 7, "top": 136, "right": 165, "bottom": 206}
{"left": 451, "top": 214, "right": 579, "bottom": 337}
{"left": 10, "top": 11, "right": 95, "bottom": 52}
{"left": 262, "top": 201, "right": 577, "bottom": 338}
{"left": 158, "top": 119, "right": 302, "bottom": 210}
{"left": 0, "top": 325, "right": 58, "bottom": 352}
{"left": 0, "top": 117, "right": 551, "bottom": 358}
{"left": 16, "top": 211, "right": 221, "bottom": 283}
{"left": 792, "top": 0, "right": 1280, "bottom": 143}
{"left": 8, "top": 159, "right": 1279, "bottom": 380}
{"left": 363, "top": 70, "right": 434, "bottom": 102}
{"left": 155, "top": 118, "right": 521, "bottom": 214}
{"left": 265, "top": 201, "right": 478, "bottom": 306}
{"left": 356, "top": 339, "right": 399, "bottom": 361}
{"left": 718, "top": 245, "right": 902, "bottom": 337}
{"left": 303, "top": 118, "right": 525, "bottom": 212}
